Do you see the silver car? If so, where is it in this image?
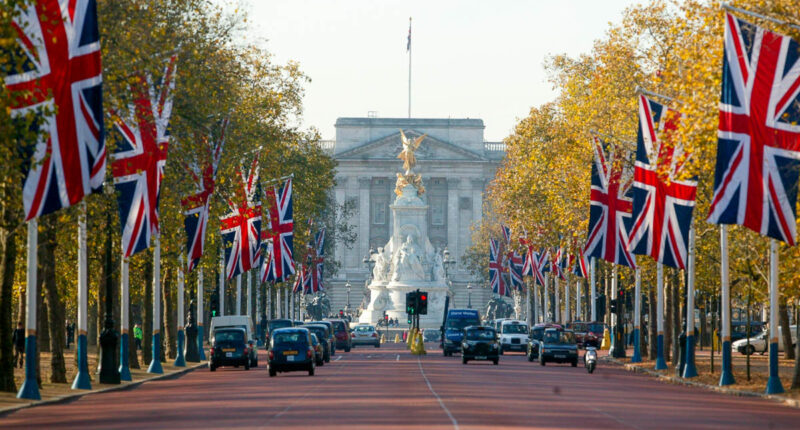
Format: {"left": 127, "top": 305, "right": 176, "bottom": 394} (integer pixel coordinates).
{"left": 351, "top": 325, "right": 380, "bottom": 348}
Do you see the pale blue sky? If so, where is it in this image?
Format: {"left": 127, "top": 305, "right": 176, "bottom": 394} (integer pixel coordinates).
{"left": 232, "top": 0, "right": 643, "bottom": 141}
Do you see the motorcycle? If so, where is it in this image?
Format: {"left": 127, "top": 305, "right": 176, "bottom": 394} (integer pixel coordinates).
{"left": 584, "top": 347, "right": 597, "bottom": 374}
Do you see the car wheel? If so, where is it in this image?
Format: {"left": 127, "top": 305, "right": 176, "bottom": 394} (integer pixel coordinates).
{"left": 540, "top": 355, "right": 546, "bottom": 366}
{"left": 375, "top": 343, "right": 380, "bottom": 348}
{"left": 252, "top": 358, "right": 258, "bottom": 368}
{"left": 244, "top": 360, "right": 250, "bottom": 371}
{"left": 269, "top": 367, "right": 276, "bottom": 377}
{"left": 745, "top": 345, "right": 755, "bottom": 355}
{"left": 209, "top": 364, "right": 216, "bottom": 372}
{"left": 462, "top": 356, "right": 468, "bottom": 365}
{"left": 499, "top": 348, "right": 504, "bottom": 355}
{"left": 308, "top": 363, "right": 315, "bottom": 376}
{"left": 527, "top": 350, "right": 534, "bottom": 362}
{"left": 493, "top": 358, "right": 499, "bottom": 365}
{"left": 345, "top": 346, "right": 351, "bottom": 352}
{"left": 571, "top": 360, "right": 578, "bottom": 367}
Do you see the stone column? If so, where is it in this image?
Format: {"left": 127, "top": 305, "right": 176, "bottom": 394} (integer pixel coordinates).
{"left": 446, "top": 178, "right": 459, "bottom": 254}
{"left": 335, "top": 176, "right": 347, "bottom": 273}
{"left": 358, "top": 176, "right": 371, "bottom": 272}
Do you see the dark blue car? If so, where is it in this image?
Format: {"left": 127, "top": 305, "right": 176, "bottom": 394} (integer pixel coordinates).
{"left": 268, "top": 328, "right": 315, "bottom": 377}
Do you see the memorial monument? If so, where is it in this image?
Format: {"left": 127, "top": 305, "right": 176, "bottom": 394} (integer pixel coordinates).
{"left": 359, "top": 131, "right": 450, "bottom": 328}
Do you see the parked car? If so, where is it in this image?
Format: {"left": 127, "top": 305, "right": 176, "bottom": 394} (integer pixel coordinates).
{"left": 210, "top": 315, "right": 258, "bottom": 367}
{"left": 526, "top": 323, "right": 563, "bottom": 361}
{"left": 209, "top": 328, "right": 250, "bottom": 371}
{"left": 539, "top": 329, "right": 579, "bottom": 367}
{"left": 293, "top": 320, "right": 304, "bottom": 326}
{"left": 733, "top": 325, "right": 797, "bottom": 355}
{"left": 499, "top": 320, "right": 529, "bottom": 354}
{"left": 442, "top": 309, "right": 482, "bottom": 356}
{"left": 730, "top": 321, "right": 765, "bottom": 343}
{"left": 266, "top": 318, "right": 294, "bottom": 344}
{"left": 567, "top": 321, "right": 606, "bottom": 348}
{"left": 461, "top": 326, "right": 500, "bottom": 365}
{"left": 310, "top": 321, "right": 336, "bottom": 356}
{"left": 325, "top": 318, "right": 352, "bottom": 352}
{"left": 299, "top": 324, "right": 332, "bottom": 362}
{"left": 268, "top": 328, "right": 315, "bottom": 377}
{"left": 351, "top": 324, "right": 380, "bottom": 348}
{"left": 310, "top": 334, "right": 324, "bottom": 366}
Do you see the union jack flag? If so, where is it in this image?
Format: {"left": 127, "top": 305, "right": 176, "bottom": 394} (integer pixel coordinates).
{"left": 5, "top": 0, "right": 105, "bottom": 221}
{"left": 182, "top": 120, "right": 227, "bottom": 272}
{"left": 573, "top": 248, "right": 590, "bottom": 278}
{"left": 584, "top": 136, "right": 637, "bottom": 268}
{"left": 112, "top": 56, "right": 177, "bottom": 257}
{"left": 707, "top": 13, "right": 800, "bottom": 246}
{"left": 489, "top": 239, "right": 509, "bottom": 297}
{"left": 220, "top": 157, "right": 261, "bottom": 280}
{"left": 535, "top": 248, "right": 550, "bottom": 286}
{"left": 292, "top": 265, "right": 308, "bottom": 294}
{"left": 509, "top": 250, "right": 524, "bottom": 291}
{"left": 522, "top": 246, "right": 533, "bottom": 276}
{"left": 628, "top": 95, "right": 696, "bottom": 269}
{"left": 259, "top": 233, "right": 272, "bottom": 283}
{"left": 501, "top": 225, "right": 512, "bottom": 243}
{"left": 264, "top": 178, "right": 295, "bottom": 281}
{"left": 552, "top": 247, "right": 567, "bottom": 281}
{"left": 307, "top": 229, "right": 325, "bottom": 293}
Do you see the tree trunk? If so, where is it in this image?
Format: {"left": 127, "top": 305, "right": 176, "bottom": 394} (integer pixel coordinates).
{"left": 0, "top": 197, "right": 19, "bottom": 392}
{"left": 779, "top": 298, "right": 794, "bottom": 360}
{"left": 648, "top": 279, "right": 657, "bottom": 360}
{"left": 162, "top": 267, "right": 176, "bottom": 360}
{"left": 143, "top": 255, "right": 153, "bottom": 366}
{"left": 41, "top": 216, "right": 66, "bottom": 383}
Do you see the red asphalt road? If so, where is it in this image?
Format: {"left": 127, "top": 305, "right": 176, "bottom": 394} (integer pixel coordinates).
{"left": 2, "top": 343, "right": 800, "bottom": 429}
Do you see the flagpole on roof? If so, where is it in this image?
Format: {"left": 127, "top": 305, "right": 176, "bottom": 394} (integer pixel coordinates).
{"left": 722, "top": 3, "right": 800, "bottom": 32}
{"left": 408, "top": 17, "right": 412, "bottom": 118}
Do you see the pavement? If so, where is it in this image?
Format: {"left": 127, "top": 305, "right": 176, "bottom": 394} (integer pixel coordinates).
{"left": 2, "top": 343, "right": 799, "bottom": 429}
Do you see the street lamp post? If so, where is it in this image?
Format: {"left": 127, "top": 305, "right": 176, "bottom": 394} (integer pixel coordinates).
{"left": 467, "top": 284, "right": 472, "bottom": 309}
{"left": 346, "top": 282, "right": 352, "bottom": 313}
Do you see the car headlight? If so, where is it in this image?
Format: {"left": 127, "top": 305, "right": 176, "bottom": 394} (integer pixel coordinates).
{"left": 491, "top": 343, "right": 498, "bottom": 349}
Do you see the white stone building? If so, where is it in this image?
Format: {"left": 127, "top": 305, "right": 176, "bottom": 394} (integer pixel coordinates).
{"left": 322, "top": 117, "right": 505, "bottom": 315}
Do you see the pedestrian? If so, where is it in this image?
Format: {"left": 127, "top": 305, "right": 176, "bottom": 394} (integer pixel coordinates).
{"left": 134, "top": 323, "right": 143, "bottom": 350}
{"left": 12, "top": 321, "right": 25, "bottom": 368}
{"left": 66, "top": 319, "right": 74, "bottom": 349}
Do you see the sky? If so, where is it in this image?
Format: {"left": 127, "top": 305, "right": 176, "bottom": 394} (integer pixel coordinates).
{"left": 231, "top": 0, "right": 643, "bottom": 142}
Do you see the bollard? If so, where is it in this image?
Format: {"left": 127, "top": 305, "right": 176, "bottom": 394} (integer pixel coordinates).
{"left": 600, "top": 328, "right": 611, "bottom": 350}
{"left": 394, "top": 333, "right": 400, "bottom": 343}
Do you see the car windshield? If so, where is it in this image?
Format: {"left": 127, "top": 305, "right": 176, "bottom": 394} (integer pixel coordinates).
{"left": 587, "top": 323, "right": 604, "bottom": 334}
{"left": 466, "top": 329, "right": 496, "bottom": 340}
{"left": 355, "top": 326, "right": 374, "bottom": 333}
{"left": 214, "top": 330, "right": 244, "bottom": 343}
{"left": 310, "top": 334, "right": 319, "bottom": 345}
{"left": 269, "top": 320, "right": 292, "bottom": 331}
{"left": 330, "top": 321, "right": 346, "bottom": 332}
{"left": 503, "top": 324, "right": 528, "bottom": 334}
{"left": 531, "top": 328, "right": 544, "bottom": 340}
{"left": 446, "top": 318, "right": 480, "bottom": 331}
{"left": 543, "top": 331, "right": 575, "bottom": 345}
{"left": 273, "top": 332, "right": 306, "bottom": 344}
{"left": 303, "top": 327, "right": 326, "bottom": 337}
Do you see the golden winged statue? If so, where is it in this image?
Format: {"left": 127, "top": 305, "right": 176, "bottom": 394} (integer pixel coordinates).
{"left": 398, "top": 129, "right": 426, "bottom": 173}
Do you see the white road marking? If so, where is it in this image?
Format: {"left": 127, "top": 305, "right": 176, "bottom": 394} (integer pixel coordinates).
{"left": 335, "top": 355, "right": 342, "bottom": 362}
{"left": 396, "top": 354, "right": 400, "bottom": 361}
{"left": 417, "top": 356, "right": 459, "bottom": 430}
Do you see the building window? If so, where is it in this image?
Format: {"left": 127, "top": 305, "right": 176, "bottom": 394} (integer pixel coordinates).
{"left": 431, "top": 197, "right": 446, "bottom": 225}
{"left": 372, "top": 198, "right": 387, "bottom": 225}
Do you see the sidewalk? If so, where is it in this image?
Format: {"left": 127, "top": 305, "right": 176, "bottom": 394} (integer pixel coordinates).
{"left": 0, "top": 345, "right": 206, "bottom": 415}
{"left": 600, "top": 346, "right": 800, "bottom": 407}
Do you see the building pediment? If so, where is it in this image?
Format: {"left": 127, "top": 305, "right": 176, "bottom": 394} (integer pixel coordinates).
{"left": 335, "top": 130, "right": 487, "bottom": 162}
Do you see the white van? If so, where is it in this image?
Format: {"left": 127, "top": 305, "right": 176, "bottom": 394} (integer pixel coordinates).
{"left": 499, "top": 320, "right": 529, "bottom": 354}
{"left": 732, "top": 325, "right": 797, "bottom": 355}
{"left": 210, "top": 315, "right": 258, "bottom": 366}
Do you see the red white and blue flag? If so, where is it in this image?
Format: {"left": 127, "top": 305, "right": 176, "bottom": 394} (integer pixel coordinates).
{"left": 182, "top": 120, "right": 227, "bottom": 272}
{"left": 501, "top": 225, "right": 512, "bottom": 243}
{"left": 220, "top": 157, "right": 262, "bottom": 280}
{"left": 489, "top": 239, "right": 509, "bottom": 297}
{"left": 707, "top": 13, "right": 800, "bottom": 246}
{"left": 509, "top": 250, "right": 525, "bottom": 291}
{"left": 306, "top": 229, "right": 325, "bottom": 293}
{"left": 536, "top": 248, "right": 550, "bottom": 286}
{"left": 112, "top": 56, "right": 177, "bottom": 257}
{"left": 292, "top": 264, "right": 307, "bottom": 294}
{"left": 5, "top": 0, "right": 105, "bottom": 221}
{"left": 628, "top": 95, "right": 697, "bottom": 269}
{"left": 552, "top": 247, "right": 567, "bottom": 281}
{"left": 584, "top": 136, "right": 637, "bottom": 268}
{"left": 573, "top": 248, "right": 590, "bottom": 278}
{"left": 259, "top": 233, "right": 273, "bottom": 283}
{"left": 264, "top": 178, "right": 295, "bottom": 282}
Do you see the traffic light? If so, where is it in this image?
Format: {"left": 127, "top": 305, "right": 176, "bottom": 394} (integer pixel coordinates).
{"left": 418, "top": 292, "right": 428, "bottom": 315}
{"left": 339, "top": 310, "right": 344, "bottom": 318}
{"left": 610, "top": 298, "right": 617, "bottom": 314}
{"left": 407, "top": 316, "right": 412, "bottom": 324}
{"left": 406, "top": 291, "right": 417, "bottom": 315}
{"left": 210, "top": 290, "right": 219, "bottom": 317}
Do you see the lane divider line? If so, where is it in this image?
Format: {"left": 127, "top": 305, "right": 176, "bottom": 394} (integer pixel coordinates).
{"left": 417, "top": 356, "right": 459, "bottom": 430}
{"left": 396, "top": 354, "right": 400, "bottom": 361}
{"left": 335, "top": 356, "right": 342, "bottom": 362}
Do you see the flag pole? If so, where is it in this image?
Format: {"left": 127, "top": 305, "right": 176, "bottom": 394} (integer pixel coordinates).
{"left": 174, "top": 254, "right": 186, "bottom": 367}
{"left": 197, "top": 267, "right": 206, "bottom": 360}
{"left": 148, "top": 233, "right": 164, "bottom": 374}
{"left": 119, "top": 257, "right": 132, "bottom": 380}
{"left": 219, "top": 250, "right": 225, "bottom": 317}
{"left": 72, "top": 202, "right": 91, "bottom": 390}
{"left": 408, "top": 17, "right": 412, "bottom": 118}
{"left": 766, "top": 238, "right": 785, "bottom": 394}
{"left": 631, "top": 267, "right": 642, "bottom": 363}
{"left": 18, "top": 219, "right": 40, "bottom": 399}
{"left": 655, "top": 262, "right": 668, "bottom": 370}
{"left": 683, "top": 228, "right": 698, "bottom": 377}
{"left": 590, "top": 258, "right": 596, "bottom": 321}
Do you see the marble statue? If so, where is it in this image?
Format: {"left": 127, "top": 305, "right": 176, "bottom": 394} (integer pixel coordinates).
{"left": 398, "top": 129, "right": 426, "bottom": 173}
{"left": 392, "top": 235, "right": 425, "bottom": 282}
{"left": 432, "top": 250, "right": 445, "bottom": 281}
{"left": 372, "top": 247, "right": 389, "bottom": 282}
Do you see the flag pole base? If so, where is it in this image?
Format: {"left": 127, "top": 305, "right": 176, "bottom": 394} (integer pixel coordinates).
{"left": 17, "top": 335, "right": 41, "bottom": 400}
{"left": 71, "top": 334, "right": 92, "bottom": 390}
{"left": 765, "top": 343, "right": 784, "bottom": 394}
{"left": 147, "top": 333, "right": 163, "bottom": 374}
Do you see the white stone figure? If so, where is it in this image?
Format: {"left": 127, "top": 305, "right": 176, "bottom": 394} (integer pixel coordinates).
{"left": 372, "top": 247, "right": 389, "bottom": 282}
{"left": 392, "top": 234, "right": 425, "bottom": 282}
{"left": 432, "top": 249, "right": 445, "bottom": 281}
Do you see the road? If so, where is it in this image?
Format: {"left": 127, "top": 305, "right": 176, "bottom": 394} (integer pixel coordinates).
{"left": 2, "top": 342, "right": 799, "bottom": 429}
